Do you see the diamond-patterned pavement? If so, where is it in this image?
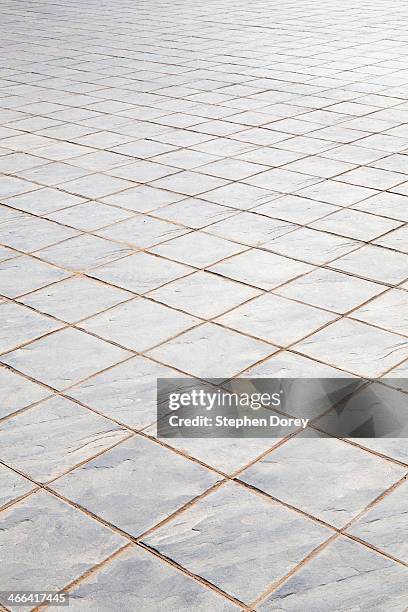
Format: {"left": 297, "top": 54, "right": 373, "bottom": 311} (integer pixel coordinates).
{"left": 1, "top": 0, "right": 408, "bottom": 609}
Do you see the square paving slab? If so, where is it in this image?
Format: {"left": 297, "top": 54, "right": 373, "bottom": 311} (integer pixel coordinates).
{"left": 1, "top": 0, "right": 408, "bottom": 608}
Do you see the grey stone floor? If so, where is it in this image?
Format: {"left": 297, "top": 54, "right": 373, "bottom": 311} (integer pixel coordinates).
{"left": 0, "top": 0, "right": 408, "bottom": 610}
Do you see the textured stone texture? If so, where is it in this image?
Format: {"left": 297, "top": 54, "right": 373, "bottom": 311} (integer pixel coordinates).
{"left": 144, "top": 482, "right": 330, "bottom": 602}
{"left": 1, "top": 0, "right": 408, "bottom": 608}
{"left": 259, "top": 538, "right": 408, "bottom": 611}
{"left": 52, "top": 436, "right": 219, "bottom": 536}
{"left": 68, "top": 546, "right": 237, "bottom": 611}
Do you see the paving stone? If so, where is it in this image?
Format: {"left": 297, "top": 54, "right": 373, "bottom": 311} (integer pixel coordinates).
{"left": 67, "top": 356, "right": 179, "bottom": 429}
{"left": 374, "top": 224, "right": 408, "bottom": 254}
{"left": 102, "top": 185, "right": 184, "bottom": 213}
{"left": 109, "top": 160, "right": 179, "bottom": 183}
{"left": 143, "top": 482, "right": 331, "bottom": 602}
{"left": 150, "top": 231, "right": 246, "bottom": 267}
{"left": 2, "top": 1, "right": 408, "bottom": 604}
{"left": 153, "top": 197, "right": 237, "bottom": 228}
{"left": 245, "top": 168, "right": 321, "bottom": 193}
{"left": 264, "top": 227, "right": 362, "bottom": 265}
{"left": 310, "top": 208, "right": 402, "bottom": 241}
{"left": 46, "top": 201, "right": 133, "bottom": 231}
{"left": 0, "top": 302, "right": 62, "bottom": 353}
{"left": 0, "top": 245, "right": 18, "bottom": 263}
{"left": 96, "top": 214, "right": 190, "bottom": 249}
{"left": 217, "top": 294, "right": 337, "bottom": 346}
{"left": 89, "top": 251, "right": 193, "bottom": 294}
{"left": 0, "top": 464, "right": 36, "bottom": 509}
{"left": 275, "top": 268, "right": 385, "bottom": 313}
{"left": 68, "top": 545, "right": 236, "bottom": 612}
{"left": 354, "top": 192, "right": 408, "bottom": 222}
{"left": 0, "top": 176, "right": 37, "bottom": 198}
{"left": 199, "top": 158, "right": 267, "bottom": 180}
{"left": 79, "top": 298, "right": 199, "bottom": 352}
{"left": 35, "top": 235, "right": 134, "bottom": 272}
{"left": 244, "top": 351, "right": 345, "bottom": 377}
{"left": 209, "top": 249, "right": 313, "bottom": 290}
{"left": 0, "top": 255, "right": 70, "bottom": 297}
{"left": 206, "top": 212, "right": 296, "bottom": 246}
{"left": 0, "top": 366, "right": 51, "bottom": 419}
{"left": 351, "top": 289, "right": 408, "bottom": 335}
{"left": 148, "top": 271, "right": 260, "bottom": 318}
{"left": 297, "top": 179, "right": 377, "bottom": 206}
{"left": 0, "top": 396, "right": 129, "bottom": 482}
{"left": 1, "top": 327, "right": 131, "bottom": 390}
{"left": 150, "top": 170, "right": 229, "bottom": 197}
{"left": 147, "top": 428, "right": 287, "bottom": 475}
{"left": 337, "top": 166, "right": 407, "bottom": 190}
{"left": 147, "top": 323, "right": 276, "bottom": 378}
{"left": 348, "top": 481, "right": 408, "bottom": 562}
{"left": 61, "top": 173, "right": 134, "bottom": 198}
{"left": 3, "top": 187, "right": 85, "bottom": 215}
{"left": 0, "top": 213, "right": 78, "bottom": 252}
{"left": 240, "top": 432, "right": 405, "bottom": 527}
{"left": 294, "top": 318, "right": 408, "bottom": 377}
{"left": 201, "top": 182, "right": 278, "bottom": 210}
{"left": 0, "top": 491, "right": 126, "bottom": 598}
{"left": 20, "top": 276, "right": 132, "bottom": 323}
{"left": 51, "top": 436, "right": 219, "bottom": 536}
{"left": 331, "top": 244, "right": 408, "bottom": 284}
{"left": 253, "top": 194, "right": 337, "bottom": 224}
{"left": 17, "top": 162, "right": 91, "bottom": 187}
{"left": 259, "top": 537, "right": 408, "bottom": 611}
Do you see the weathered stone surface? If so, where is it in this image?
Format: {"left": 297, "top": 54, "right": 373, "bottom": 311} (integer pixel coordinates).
{"left": 52, "top": 436, "right": 219, "bottom": 536}
{"left": 144, "top": 482, "right": 331, "bottom": 602}
{"left": 259, "top": 538, "right": 408, "bottom": 611}
{"left": 68, "top": 546, "right": 237, "bottom": 611}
